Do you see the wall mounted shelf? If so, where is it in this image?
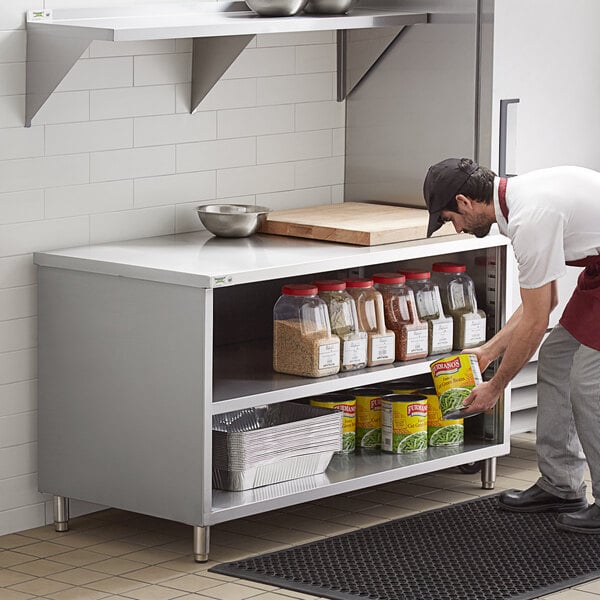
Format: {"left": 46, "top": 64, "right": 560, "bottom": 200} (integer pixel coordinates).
{"left": 25, "top": 1, "right": 428, "bottom": 126}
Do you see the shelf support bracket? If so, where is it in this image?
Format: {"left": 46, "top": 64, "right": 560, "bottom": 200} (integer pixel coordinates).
{"left": 191, "top": 35, "right": 255, "bottom": 113}
{"left": 336, "top": 26, "right": 407, "bottom": 102}
{"left": 25, "top": 28, "right": 104, "bottom": 127}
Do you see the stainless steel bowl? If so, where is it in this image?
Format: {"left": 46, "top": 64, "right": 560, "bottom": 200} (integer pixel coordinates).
{"left": 303, "top": 0, "right": 353, "bottom": 13}
{"left": 196, "top": 204, "right": 270, "bottom": 238}
{"left": 245, "top": 0, "right": 308, "bottom": 17}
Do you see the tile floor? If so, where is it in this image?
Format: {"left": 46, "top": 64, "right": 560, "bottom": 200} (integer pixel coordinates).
{"left": 1, "top": 433, "right": 598, "bottom": 600}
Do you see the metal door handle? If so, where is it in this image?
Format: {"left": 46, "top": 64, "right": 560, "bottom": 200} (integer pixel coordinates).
{"left": 499, "top": 98, "right": 520, "bottom": 177}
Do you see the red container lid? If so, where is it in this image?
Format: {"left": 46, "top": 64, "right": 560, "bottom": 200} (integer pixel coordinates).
{"left": 431, "top": 262, "right": 466, "bottom": 273}
{"left": 345, "top": 278, "right": 374, "bottom": 288}
{"left": 402, "top": 270, "right": 431, "bottom": 280}
{"left": 282, "top": 284, "right": 318, "bottom": 296}
{"left": 313, "top": 279, "right": 346, "bottom": 291}
{"left": 372, "top": 273, "right": 406, "bottom": 284}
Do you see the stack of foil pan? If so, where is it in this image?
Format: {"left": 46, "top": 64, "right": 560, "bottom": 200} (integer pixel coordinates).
{"left": 213, "top": 403, "right": 342, "bottom": 491}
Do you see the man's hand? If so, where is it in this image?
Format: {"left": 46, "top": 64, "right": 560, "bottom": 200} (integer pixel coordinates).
{"left": 462, "top": 282, "right": 555, "bottom": 414}
{"left": 461, "top": 380, "right": 502, "bottom": 413}
{"left": 462, "top": 346, "right": 493, "bottom": 374}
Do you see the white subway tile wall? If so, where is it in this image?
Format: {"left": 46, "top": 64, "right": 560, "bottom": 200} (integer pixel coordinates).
{"left": 0, "top": 2, "right": 345, "bottom": 535}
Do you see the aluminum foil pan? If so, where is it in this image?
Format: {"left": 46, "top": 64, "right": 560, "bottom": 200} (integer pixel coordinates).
{"left": 213, "top": 437, "right": 342, "bottom": 470}
{"left": 213, "top": 450, "right": 334, "bottom": 491}
{"left": 213, "top": 403, "right": 341, "bottom": 433}
{"left": 213, "top": 403, "right": 343, "bottom": 471}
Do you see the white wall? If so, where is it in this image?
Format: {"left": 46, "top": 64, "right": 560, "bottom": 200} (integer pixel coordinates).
{"left": 0, "top": 0, "right": 345, "bottom": 535}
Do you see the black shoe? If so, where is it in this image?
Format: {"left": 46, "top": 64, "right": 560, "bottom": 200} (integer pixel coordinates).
{"left": 498, "top": 484, "right": 587, "bottom": 513}
{"left": 556, "top": 504, "right": 600, "bottom": 534}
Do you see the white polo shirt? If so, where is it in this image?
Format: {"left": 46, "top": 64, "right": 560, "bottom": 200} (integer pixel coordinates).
{"left": 493, "top": 166, "right": 600, "bottom": 289}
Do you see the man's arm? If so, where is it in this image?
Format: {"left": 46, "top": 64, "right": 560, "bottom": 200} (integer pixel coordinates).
{"left": 462, "top": 280, "right": 557, "bottom": 413}
{"left": 466, "top": 280, "right": 558, "bottom": 372}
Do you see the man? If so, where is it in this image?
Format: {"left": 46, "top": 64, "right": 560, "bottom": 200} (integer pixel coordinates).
{"left": 423, "top": 157, "right": 600, "bottom": 533}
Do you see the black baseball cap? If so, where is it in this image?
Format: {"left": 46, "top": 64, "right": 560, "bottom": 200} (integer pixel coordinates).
{"left": 423, "top": 158, "right": 479, "bottom": 237}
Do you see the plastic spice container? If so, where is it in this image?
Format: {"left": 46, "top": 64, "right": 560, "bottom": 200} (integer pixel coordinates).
{"left": 373, "top": 273, "right": 428, "bottom": 361}
{"left": 431, "top": 263, "right": 486, "bottom": 349}
{"left": 273, "top": 284, "right": 340, "bottom": 378}
{"left": 402, "top": 270, "right": 453, "bottom": 356}
{"left": 345, "top": 278, "right": 395, "bottom": 367}
{"left": 315, "top": 280, "right": 368, "bottom": 372}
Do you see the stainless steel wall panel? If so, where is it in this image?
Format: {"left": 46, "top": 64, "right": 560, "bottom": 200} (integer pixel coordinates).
{"left": 345, "top": 0, "right": 486, "bottom": 208}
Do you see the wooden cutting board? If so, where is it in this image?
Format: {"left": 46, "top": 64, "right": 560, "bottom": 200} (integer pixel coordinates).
{"left": 259, "top": 202, "right": 456, "bottom": 246}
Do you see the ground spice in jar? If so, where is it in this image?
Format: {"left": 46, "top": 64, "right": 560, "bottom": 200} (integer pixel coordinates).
{"left": 272, "top": 284, "right": 340, "bottom": 378}
{"left": 374, "top": 273, "right": 428, "bottom": 361}
{"left": 273, "top": 319, "right": 340, "bottom": 377}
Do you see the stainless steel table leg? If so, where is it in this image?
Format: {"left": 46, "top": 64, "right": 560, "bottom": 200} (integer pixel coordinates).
{"left": 53, "top": 496, "right": 70, "bottom": 532}
{"left": 481, "top": 457, "right": 497, "bottom": 489}
{"left": 193, "top": 525, "right": 210, "bottom": 562}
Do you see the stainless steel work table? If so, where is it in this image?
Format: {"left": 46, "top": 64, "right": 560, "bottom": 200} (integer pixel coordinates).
{"left": 34, "top": 230, "right": 512, "bottom": 561}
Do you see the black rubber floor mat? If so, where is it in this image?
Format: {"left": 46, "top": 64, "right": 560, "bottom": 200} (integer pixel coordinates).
{"left": 210, "top": 494, "right": 600, "bottom": 600}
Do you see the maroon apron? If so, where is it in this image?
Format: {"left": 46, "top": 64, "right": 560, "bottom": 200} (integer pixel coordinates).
{"left": 498, "top": 177, "right": 600, "bottom": 351}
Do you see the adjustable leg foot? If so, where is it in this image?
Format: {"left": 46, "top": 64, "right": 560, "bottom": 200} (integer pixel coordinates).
{"left": 481, "top": 457, "right": 497, "bottom": 490}
{"left": 53, "top": 496, "right": 70, "bottom": 532}
{"left": 193, "top": 525, "right": 210, "bottom": 562}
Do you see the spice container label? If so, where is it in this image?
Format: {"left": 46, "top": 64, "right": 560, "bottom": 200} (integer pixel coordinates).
{"left": 370, "top": 333, "right": 395, "bottom": 362}
{"left": 406, "top": 329, "right": 428, "bottom": 355}
{"left": 319, "top": 342, "right": 340, "bottom": 370}
{"left": 431, "top": 321, "right": 453, "bottom": 352}
{"left": 463, "top": 317, "right": 486, "bottom": 346}
{"left": 342, "top": 337, "right": 367, "bottom": 367}
{"left": 381, "top": 395, "right": 427, "bottom": 453}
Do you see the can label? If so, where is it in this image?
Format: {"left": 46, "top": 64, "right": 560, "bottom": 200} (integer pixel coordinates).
{"left": 381, "top": 398, "right": 427, "bottom": 454}
{"left": 354, "top": 393, "right": 382, "bottom": 448}
{"left": 310, "top": 399, "right": 356, "bottom": 453}
{"left": 430, "top": 353, "right": 483, "bottom": 419}
{"left": 419, "top": 390, "right": 464, "bottom": 446}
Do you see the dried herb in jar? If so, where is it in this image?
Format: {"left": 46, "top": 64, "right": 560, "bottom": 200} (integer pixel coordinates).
{"left": 315, "top": 280, "right": 368, "bottom": 372}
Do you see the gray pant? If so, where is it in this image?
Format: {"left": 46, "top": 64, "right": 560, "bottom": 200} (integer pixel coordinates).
{"left": 535, "top": 323, "right": 600, "bottom": 503}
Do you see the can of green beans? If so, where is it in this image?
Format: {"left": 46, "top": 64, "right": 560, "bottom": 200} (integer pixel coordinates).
{"left": 310, "top": 393, "right": 356, "bottom": 454}
{"left": 351, "top": 387, "right": 385, "bottom": 449}
{"left": 381, "top": 394, "right": 428, "bottom": 454}
{"left": 417, "top": 386, "right": 464, "bottom": 447}
{"left": 430, "top": 353, "right": 483, "bottom": 419}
